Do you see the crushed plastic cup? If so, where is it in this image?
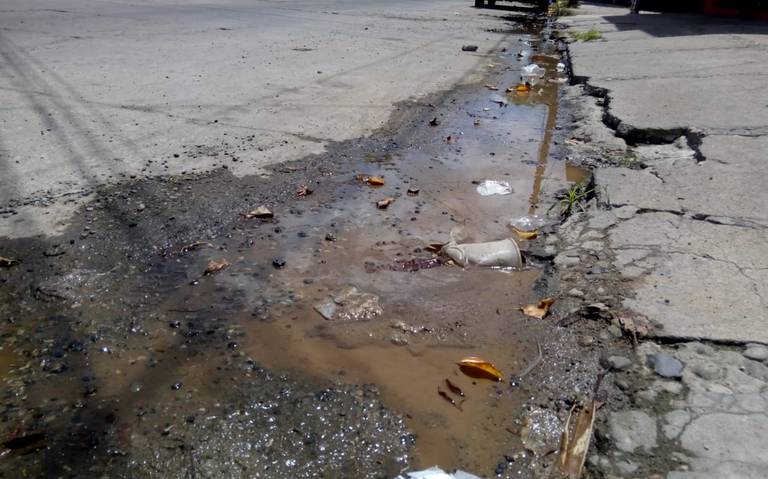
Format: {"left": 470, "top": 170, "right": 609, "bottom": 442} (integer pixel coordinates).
{"left": 521, "top": 63, "right": 545, "bottom": 77}
{"left": 443, "top": 238, "right": 523, "bottom": 268}
{"left": 476, "top": 180, "right": 512, "bottom": 196}
{"left": 510, "top": 214, "right": 547, "bottom": 232}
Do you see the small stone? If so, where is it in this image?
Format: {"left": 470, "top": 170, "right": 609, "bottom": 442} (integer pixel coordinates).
{"left": 272, "top": 258, "right": 286, "bottom": 269}
{"left": 577, "top": 335, "right": 594, "bottom": 347}
{"left": 325, "top": 232, "right": 336, "bottom": 242}
{"left": 648, "top": 353, "right": 684, "bottom": 378}
{"left": 461, "top": 45, "right": 479, "bottom": 52}
{"left": 743, "top": 344, "right": 768, "bottom": 361}
{"left": 608, "top": 410, "right": 657, "bottom": 453}
{"left": 601, "top": 355, "right": 632, "bottom": 371}
{"left": 607, "top": 325, "right": 623, "bottom": 338}
{"left": 136, "top": 203, "right": 146, "bottom": 212}
{"left": 568, "top": 288, "right": 585, "bottom": 298}
{"left": 171, "top": 382, "right": 183, "bottom": 390}
{"left": 691, "top": 361, "right": 721, "bottom": 380}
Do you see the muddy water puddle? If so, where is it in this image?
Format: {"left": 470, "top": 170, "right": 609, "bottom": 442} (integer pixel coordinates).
{"left": 1, "top": 24, "right": 578, "bottom": 478}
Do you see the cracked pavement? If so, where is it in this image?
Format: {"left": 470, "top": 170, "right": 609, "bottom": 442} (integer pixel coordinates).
{"left": 553, "top": 2, "right": 768, "bottom": 478}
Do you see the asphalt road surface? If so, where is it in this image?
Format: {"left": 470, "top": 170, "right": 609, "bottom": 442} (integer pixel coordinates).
{"left": 0, "top": 0, "right": 509, "bottom": 237}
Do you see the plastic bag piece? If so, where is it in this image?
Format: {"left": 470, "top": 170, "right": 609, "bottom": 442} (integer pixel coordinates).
{"left": 444, "top": 238, "right": 523, "bottom": 268}
{"left": 509, "top": 214, "right": 547, "bottom": 232}
{"left": 396, "top": 466, "right": 483, "bottom": 479}
{"left": 476, "top": 180, "right": 512, "bottom": 196}
{"left": 521, "top": 63, "right": 545, "bottom": 77}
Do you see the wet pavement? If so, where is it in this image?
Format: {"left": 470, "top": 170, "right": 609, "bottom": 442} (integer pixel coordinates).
{"left": 0, "top": 12, "right": 602, "bottom": 479}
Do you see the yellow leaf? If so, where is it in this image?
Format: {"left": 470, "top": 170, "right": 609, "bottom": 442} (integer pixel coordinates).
{"left": 204, "top": 258, "right": 231, "bottom": 275}
{"left": 520, "top": 298, "right": 555, "bottom": 319}
{"left": 457, "top": 356, "right": 503, "bottom": 382}
{"left": 512, "top": 227, "right": 539, "bottom": 240}
{"left": 515, "top": 83, "right": 531, "bottom": 92}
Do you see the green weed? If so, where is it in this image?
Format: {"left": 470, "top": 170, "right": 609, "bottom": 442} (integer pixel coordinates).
{"left": 570, "top": 29, "right": 602, "bottom": 42}
{"left": 548, "top": 181, "right": 594, "bottom": 218}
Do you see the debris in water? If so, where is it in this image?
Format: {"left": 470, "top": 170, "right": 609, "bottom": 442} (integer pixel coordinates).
{"left": 437, "top": 387, "right": 463, "bottom": 410}
{"left": 396, "top": 466, "right": 482, "bottom": 479}
{"left": 476, "top": 180, "right": 512, "bottom": 196}
{"left": 376, "top": 197, "right": 395, "bottom": 209}
{"left": 443, "top": 238, "right": 522, "bottom": 268}
{"left": 325, "top": 232, "right": 336, "bottom": 242}
{"left": 296, "top": 185, "right": 313, "bottom": 196}
{"left": 407, "top": 188, "right": 420, "bottom": 196}
{"left": 179, "top": 241, "right": 215, "bottom": 255}
{"left": 204, "top": 258, "right": 231, "bottom": 275}
{"left": 520, "top": 298, "right": 555, "bottom": 319}
{"left": 313, "top": 286, "right": 382, "bottom": 321}
{"left": 485, "top": 84, "right": 499, "bottom": 91}
{"left": 272, "top": 257, "right": 286, "bottom": 269}
{"left": 557, "top": 401, "right": 599, "bottom": 478}
{"left": 0, "top": 256, "right": 19, "bottom": 268}
{"left": 457, "top": 356, "right": 503, "bottom": 382}
{"left": 490, "top": 94, "right": 508, "bottom": 106}
{"left": 356, "top": 175, "right": 385, "bottom": 186}
{"left": 518, "top": 340, "right": 543, "bottom": 378}
{"left": 244, "top": 206, "right": 274, "bottom": 219}
{"left": 171, "top": 382, "right": 183, "bottom": 390}
{"left": 510, "top": 215, "right": 547, "bottom": 232}
{"left": 461, "top": 45, "right": 478, "bottom": 52}
{"left": 390, "top": 257, "right": 444, "bottom": 272}
{"left": 424, "top": 243, "right": 444, "bottom": 254}
{"left": 509, "top": 83, "right": 531, "bottom": 93}
{"left": 429, "top": 117, "right": 440, "bottom": 126}
{"left": 445, "top": 378, "right": 465, "bottom": 397}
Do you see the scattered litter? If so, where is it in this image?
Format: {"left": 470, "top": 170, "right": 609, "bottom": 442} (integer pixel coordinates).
{"left": 473, "top": 118, "right": 480, "bottom": 126}
{"left": 443, "top": 238, "right": 522, "bottom": 268}
{"left": 521, "top": 63, "right": 545, "bottom": 83}
{"left": 429, "top": 117, "right": 440, "bottom": 126}
{"left": 457, "top": 356, "right": 503, "bottom": 381}
{"left": 396, "top": 466, "right": 482, "bottom": 479}
{"left": 557, "top": 401, "right": 599, "bottom": 478}
{"left": 476, "top": 180, "right": 512, "bottom": 196}
{"left": 511, "top": 227, "right": 538, "bottom": 240}
{"left": 313, "top": 286, "right": 382, "bottom": 321}
{"left": 204, "top": 258, "right": 231, "bottom": 275}
{"left": 356, "top": 175, "right": 385, "bottom": 186}
{"left": 509, "top": 83, "right": 531, "bottom": 93}
{"left": 520, "top": 298, "right": 555, "bottom": 319}
{"left": 485, "top": 84, "right": 498, "bottom": 91}
{"left": 407, "top": 188, "right": 420, "bottom": 196}
{"left": 510, "top": 214, "right": 547, "bottom": 232}
{"left": 244, "top": 206, "right": 273, "bottom": 219}
{"left": 557, "top": 62, "right": 566, "bottom": 72}
{"left": 437, "top": 386, "right": 462, "bottom": 410}
{"left": 461, "top": 45, "right": 478, "bottom": 52}
{"left": 0, "top": 256, "right": 19, "bottom": 268}
{"left": 376, "top": 197, "right": 395, "bottom": 209}
{"left": 296, "top": 185, "right": 313, "bottom": 196}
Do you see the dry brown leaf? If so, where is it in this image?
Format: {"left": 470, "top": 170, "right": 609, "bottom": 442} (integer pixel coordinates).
{"left": 457, "top": 356, "right": 503, "bottom": 382}
{"left": 512, "top": 227, "right": 539, "bottom": 240}
{"left": 180, "top": 241, "right": 215, "bottom": 254}
{"left": 473, "top": 119, "right": 481, "bottom": 127}
{"left": 296, "top": 185, "right": 313, "bottom": 197}
{"left": 557, "top": 400, "right": 599, "bottom": 478}
{"left": 407, "top": 188, "right": 420, "bottom": 196}
{"left": 204, "top": 258, "right": 231, "bottom": 275}
{"left": 425, "top": 243, "right": 444, "bottom": 254}
{"left": 244, "top": 206, "right": 273, "bottom": 219}
{"left": 376, "top": 197, "right": 395, "bottom": 209}
{"left": 365, "top": 176, "right": 385, "bottom": 186}
{"left": 0, "top": 256, "right": 19, "bottom": 268}
{"left": 520, "top": 298, "right": 555, "bottom": 319}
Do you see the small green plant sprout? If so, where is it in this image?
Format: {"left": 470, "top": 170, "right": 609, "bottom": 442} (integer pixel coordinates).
{"left": 570, "top": 29, "right": 602, "bottom": 42}
{"left": 548, "top": 181, "right": 594, "bottom": 218}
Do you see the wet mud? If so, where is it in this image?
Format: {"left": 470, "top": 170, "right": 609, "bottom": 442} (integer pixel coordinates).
{"left": 0, "top": 14, "right": 602, "bottom": 479}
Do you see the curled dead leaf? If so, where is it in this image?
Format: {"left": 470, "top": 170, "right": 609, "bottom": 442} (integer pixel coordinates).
{"left": 356, "top": 175, "right": 385, "bottom": 186}
{"left": 179, "top": 241, "right": 215, "bottom": 254}
{"left": 424, "top": 243, "right": 444, "bottom": 254}
{"left": 557, "top": 401, "right": 600, "bottom": 478}
{"left": 0, "top": 256, "right": 19, "bottom": 268}
{"left": 520, "top": 298, "right": 555, "bottom": 319}
{"left": 407, "top": 188, "right": 420, "bottom": 196}
{"left": 296, "top": 185, "right": 313, "bottom": 197}
{"left": 245, "top": 206, "right": 273, "bottom": 219}
{"left": 473, "top": 119, "right": 481, "bottom": 127}
{"left": 457, "top": 356, "right": 503, "bottom": 382}
{"left": 512, "top": 83, "right": 531, "bottom": 93}
{"left": 204, "top": 258, "right": 231, "bottom": 275}
{"left": 512, "top": 227, "right": 539, "bottom": 240}
{"left": 485, "top": 84, "right": 499, "bottom": 91}
{"left": 376, "top": 197, "right": 395, "bottom": 209}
